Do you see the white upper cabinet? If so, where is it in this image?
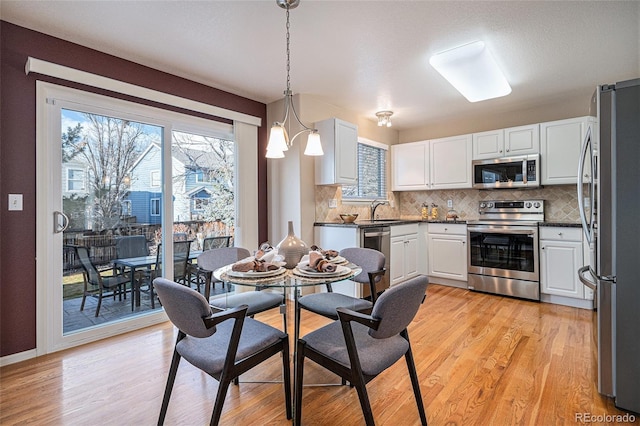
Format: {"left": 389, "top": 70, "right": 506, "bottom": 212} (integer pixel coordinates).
{"left": 540, "top": 116, "right": 593, "bottom": 185}
{"left": 430, "top": 134, "right": 473, "bottom": 189}
{"left": 391, "top": 140, "right": 430, "bottom": 190}
{"left": 315, "top": 118, "right": 358, "bottom": 185}
{"left": 392, "top": 135, "right": 472, "bottom": 191}
{"left": 472, "top": 129, "right": 504, "bottom": 159}
{"left": 472, "top": 124, "right": 539, "bottom": 160}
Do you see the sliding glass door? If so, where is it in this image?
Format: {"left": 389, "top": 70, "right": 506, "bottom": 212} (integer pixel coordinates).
{"left": 37, "top": 82, "right": 236, "bottom": 353}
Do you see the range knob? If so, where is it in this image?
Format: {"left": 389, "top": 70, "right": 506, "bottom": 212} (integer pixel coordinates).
{"left": 488, "top": 202, "right": 494, "bottom": 208}
{"left": 480, "top": 202, "right": 486, "bottom": 208}
{"left": 534, "top": 201, "right": 541, "bottom": 208}
{"left": 525, "top": 202, "right": 532, "bottom": 208}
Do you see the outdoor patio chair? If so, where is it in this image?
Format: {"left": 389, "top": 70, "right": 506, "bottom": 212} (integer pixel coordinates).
{"left": 294, "top": 274, "right": 429, "bottom": 426}
{"left": 147, "top": 241, "right": 191, "bottom": 308}
{"left": 75, "top": 245, "right": 130, "bottom": 317}
{"left": 115, "top": 235, "right": 149, "bottom": 258}
{"left": 154, "top": 278, "right": 291, "bottom": 425}
{"left": 202, "top": 236, "right": 232, "bottom": 251}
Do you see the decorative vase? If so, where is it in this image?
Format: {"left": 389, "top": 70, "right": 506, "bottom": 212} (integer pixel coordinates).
{"left": 277, "top": 221, "right": 309, "bottom": 269}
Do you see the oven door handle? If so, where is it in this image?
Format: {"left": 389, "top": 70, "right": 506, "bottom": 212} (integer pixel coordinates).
{"left": 468, "top": 226, "right": 537, "bottom": 235}
{"left": 363, "top": 231, "right": 390, "bottom": 238}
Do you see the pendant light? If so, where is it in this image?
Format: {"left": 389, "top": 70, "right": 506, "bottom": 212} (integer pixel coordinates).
{"left": 266, "top": 0, "right": 323, "bottom": 159}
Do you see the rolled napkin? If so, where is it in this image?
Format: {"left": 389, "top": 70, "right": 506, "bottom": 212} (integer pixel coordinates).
{"left": 232, "top": 259, "right": 280, "bottom": 273}
{"left": 232, "top": 260, "right": 257, "bottom": 273}
{"left": 308, "top": 251, "right": 337, "bottom": 272}
{"left": 309, "top": 245, "right": 339, "bottom": 260}
{"left": 315, "top": 259, "right": 337, "bottom": 273}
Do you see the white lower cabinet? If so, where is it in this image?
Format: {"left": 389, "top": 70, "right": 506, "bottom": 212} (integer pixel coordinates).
{"left": 390, "top": 224, "right": 419, "bottom": 286}
{"left": 427, "top": 223, "right": 467, "bottom": 281}
{"left": 540, "top": 227, "right": 592, "bottom": 307}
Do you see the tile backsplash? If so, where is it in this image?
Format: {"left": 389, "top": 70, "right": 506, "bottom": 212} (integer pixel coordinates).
{"left": 315, "top": 185, "right": 581, "bottom": 223}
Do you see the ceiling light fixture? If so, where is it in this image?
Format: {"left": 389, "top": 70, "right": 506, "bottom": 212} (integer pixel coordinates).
{"left": 376, "top": 111, "right": 393, "bottom": 127}
{"left": 266, "top": 0, "right": 323, "bottom": 159}
{"left": 429, "top": 41, "right": 512, "bottom": 103}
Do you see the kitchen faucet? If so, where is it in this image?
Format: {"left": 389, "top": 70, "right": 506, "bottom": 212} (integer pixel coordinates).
{"left": 370, "top": 199, "right": 390, "bottom": 220}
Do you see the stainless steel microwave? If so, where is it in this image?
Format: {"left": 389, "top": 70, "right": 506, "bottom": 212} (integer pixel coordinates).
{"left": 472, "top": 154, "right": 540, "bottom": 189}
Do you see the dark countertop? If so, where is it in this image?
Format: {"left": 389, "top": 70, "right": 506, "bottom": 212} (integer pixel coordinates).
{"left": 314, "top": 219, "right": 467, "bottom": 228}
{"left": 539, "top": 222, "right": 582, "bottom": 228}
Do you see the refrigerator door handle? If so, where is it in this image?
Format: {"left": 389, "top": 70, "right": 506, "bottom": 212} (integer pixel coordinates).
{"left": 578, "top": 265, "right": 597, "bottom": 291}
{"left": 577, "top": 126, "right": 593, "bottom": 245}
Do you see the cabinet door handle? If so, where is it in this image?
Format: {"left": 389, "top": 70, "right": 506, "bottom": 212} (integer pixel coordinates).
{"left": 541, "top": 246, "right": 545, "bottom": 250}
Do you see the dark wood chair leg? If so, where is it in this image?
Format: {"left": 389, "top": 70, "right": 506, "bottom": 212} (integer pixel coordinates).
{"left": 405, "top": 346, "right": 428, "bottom": 425}
{"left": 294, "top": 339, "right": 307, "bottom": 425}
{"left": 281, "top": 338, "right": 292, "bottom": 420}
{"left": 209, "top": 376, "right": 232, "bottom": 426}
{"left": 158, "top": 348, "right": 182, "bottom": 425}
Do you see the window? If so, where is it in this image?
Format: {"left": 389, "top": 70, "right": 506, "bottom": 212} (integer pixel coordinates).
{"left": 342, "top": 139, "right": 388, "bottom": 200}
{"left": 192, "top": 197, "right": 209, "bottom": 211}
{"left": 67, "top": 168, "right": 85, "bottom": 191}
{"left": 150, "top": 170, "right": 161, "bottom": 187}
{"left": 150, "top": 198, "right": 161, "bottom": 216}
{"left": 195, "top": 169, "right": 212, "bottom": 183}
{"left": 121, "top": 200, "right": 132, "bottom": 216}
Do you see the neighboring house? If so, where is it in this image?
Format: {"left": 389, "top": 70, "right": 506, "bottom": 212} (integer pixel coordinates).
{"left": 126, "top": 142, "right": 226, "bottom": 223}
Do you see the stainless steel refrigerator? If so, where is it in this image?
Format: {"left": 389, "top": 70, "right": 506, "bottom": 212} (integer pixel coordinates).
{"left": 578, "top": 78, "right": 640, "bottom": 414}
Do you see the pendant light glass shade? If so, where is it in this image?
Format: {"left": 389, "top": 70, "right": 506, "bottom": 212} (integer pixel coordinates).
{"left": 304, "top": 132, "right": 324, "bottom": 156}
{"left": 267, "top": 124, "right": 289, "bottom": 153}
{"left": 266, "top": 147, "right": 285, "bottom": 159}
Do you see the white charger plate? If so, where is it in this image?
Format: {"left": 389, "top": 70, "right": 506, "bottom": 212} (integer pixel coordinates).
{"left": 293, "top": 264, "right": 351, "bottom": 278}
{"left": 227, "top": 267, "right": 286, "bottom": 278}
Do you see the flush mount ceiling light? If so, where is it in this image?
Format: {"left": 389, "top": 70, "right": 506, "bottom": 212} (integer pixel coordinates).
{"left": 429, "top": 41, "right": 512, "bottom": 103}
{"left": 376, "top": 111, "right": 393, "bottom": 127}
{"left": 266, "top": 0, "right": 323, "bottom": 159}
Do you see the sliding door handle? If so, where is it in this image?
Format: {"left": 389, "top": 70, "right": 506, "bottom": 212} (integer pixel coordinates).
{"left": 54, "top": 211, "right": 69, "bottom": 233}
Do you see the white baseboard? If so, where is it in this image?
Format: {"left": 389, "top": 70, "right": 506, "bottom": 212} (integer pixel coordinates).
{"left": 1, "top": 349, "right": 37, "bottom": 367}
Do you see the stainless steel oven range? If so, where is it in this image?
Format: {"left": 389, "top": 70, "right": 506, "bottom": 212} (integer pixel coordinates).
{"left": 467, "top": 200, "right": 544, "bottom": 301}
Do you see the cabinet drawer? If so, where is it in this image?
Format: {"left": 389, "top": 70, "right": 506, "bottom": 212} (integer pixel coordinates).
{"left": 539, "top": 227, "right": 582, "bottom": 242}
{"left": 391, "top": 223, "right": 419, "bottom": 237}
{"left": 427, "top": 223, "right": 466, "bottom": 235}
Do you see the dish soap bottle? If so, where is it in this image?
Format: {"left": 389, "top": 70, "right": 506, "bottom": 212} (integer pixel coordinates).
{"left": 421, "top": 202, "right": 429, "bottom": 220}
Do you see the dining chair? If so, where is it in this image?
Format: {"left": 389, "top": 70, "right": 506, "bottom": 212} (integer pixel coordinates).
{"left": 75, "top": 245, "right": 130, "bottom": 317}
{"left": 153, "top": 278, "right": 292, "bottom": 425}
{"left": 295, "top": 247, "right": 386, "bottom": 344}
{"left": 202, "top": 235, "right": 232, "bottom": 251}
{"left": 197, "top": 247, "right": 286, "bottom": 330}
{"left": 294, "top": 274, "right": 429, "bottom": 426}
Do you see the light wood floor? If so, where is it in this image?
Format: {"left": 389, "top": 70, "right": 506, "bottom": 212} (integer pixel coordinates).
{"left": 1, "top": 284, "right": 635, "bottom": 425}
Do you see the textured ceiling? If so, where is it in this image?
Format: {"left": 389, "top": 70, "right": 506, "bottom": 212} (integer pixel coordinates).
{"left": 1, "top": 0, "right": 639, "bottom": 130}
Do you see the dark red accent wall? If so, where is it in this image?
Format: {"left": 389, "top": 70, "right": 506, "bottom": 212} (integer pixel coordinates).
{"left": 0, "top": 21, "right": 268, "bottom": 357}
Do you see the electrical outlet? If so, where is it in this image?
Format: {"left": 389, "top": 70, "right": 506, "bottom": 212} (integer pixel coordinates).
{"left": 328, "top": 199, "right": 338, "bottom": 209}
{"left": 447, "top": 199, "right": 453, "bottom": 208}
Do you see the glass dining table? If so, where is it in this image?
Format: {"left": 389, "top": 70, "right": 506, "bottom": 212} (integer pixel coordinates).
{"left": 213, "top": 261, "right": 362, "bottom": 345}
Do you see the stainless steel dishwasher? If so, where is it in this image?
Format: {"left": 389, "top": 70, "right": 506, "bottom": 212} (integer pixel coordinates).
{"left": 360, "top": 226, "right": 391, "bottom": 298}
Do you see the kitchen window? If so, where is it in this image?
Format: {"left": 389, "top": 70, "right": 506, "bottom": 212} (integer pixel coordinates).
{"left": 342, "top": 138, "right": 388, "bottom": 200}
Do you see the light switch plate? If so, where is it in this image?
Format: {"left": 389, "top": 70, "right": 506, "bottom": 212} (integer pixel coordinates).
{"left": 8, "top": 194, "right": 23, "bottom": 211}
{"left": 329, "top": 199, "right": 338, "bottom": 209}
{"left": 447, "top": 199, "right": 453, "bottom": 208}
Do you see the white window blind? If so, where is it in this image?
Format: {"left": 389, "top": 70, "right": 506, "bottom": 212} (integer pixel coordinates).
{"left": 342, "top": 140, "right": 387, "bottom": 200}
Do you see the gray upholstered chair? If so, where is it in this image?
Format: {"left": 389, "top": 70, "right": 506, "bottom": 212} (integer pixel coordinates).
{"left": 197, "top": 247, "right": 286, "bottom": 330}
{"left": 294, "top": 274, "right": 429, "bottom": 426}
{"left": 154, "top": 278, "right": 291, "bottom": 425}
{"left": 295, "top": 247, "right": 386, "bottom": 343}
